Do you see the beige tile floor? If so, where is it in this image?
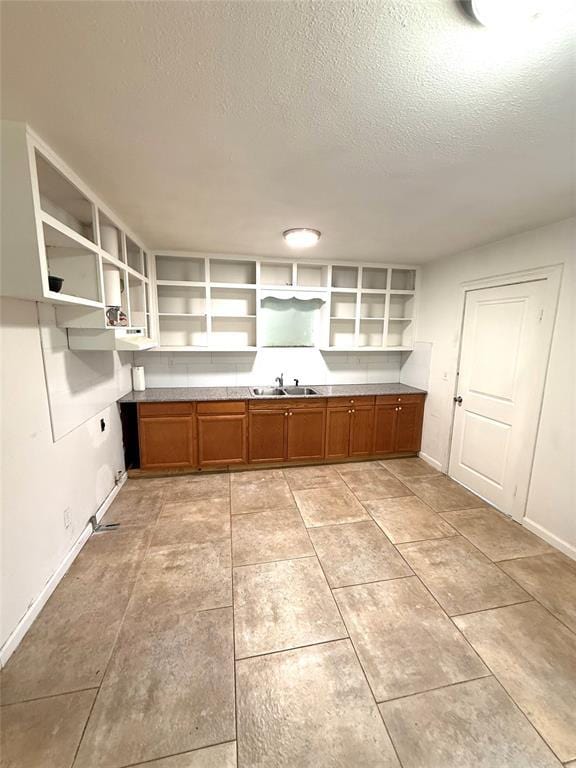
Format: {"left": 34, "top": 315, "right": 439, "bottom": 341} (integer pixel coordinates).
{"left": 2, "top": 458, "right": 575, "bottom": 768}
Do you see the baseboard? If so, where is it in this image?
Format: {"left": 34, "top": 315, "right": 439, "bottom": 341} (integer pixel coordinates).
{"left": 0, "top": 473, "right": 127, "bottom": 667}
{"left": 418, "top": 451, "right": 443, "bottom": 473}
{"left": 522, "top": 517, "right": 576, "bottom": 561}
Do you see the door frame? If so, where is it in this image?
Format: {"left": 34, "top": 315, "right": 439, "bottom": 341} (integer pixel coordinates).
{"left": 447, "top": 264, "right": 563, "bottom": 522}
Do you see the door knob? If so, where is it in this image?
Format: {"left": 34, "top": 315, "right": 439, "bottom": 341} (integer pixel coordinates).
{"left": 454, "top": 396, "right": 463, "bottom": 405}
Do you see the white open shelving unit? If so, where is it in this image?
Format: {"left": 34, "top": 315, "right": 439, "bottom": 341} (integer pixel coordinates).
{"left": 1, "top": 121, "right": 155, "bottom": 349}
{"left": 151, "top": 252, "right": 418, "bottom": 352}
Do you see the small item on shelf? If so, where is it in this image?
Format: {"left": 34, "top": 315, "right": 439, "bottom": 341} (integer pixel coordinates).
{"left": 48, "top": 274, "right": 64, "bottom": 293}
{"left": 106, "top": 306, "right": 129, "bottom": 327}
{"left": 132, "top": 365, "right": 146, "bottom": 391}
{"left": 100, "top": 224, "right": 119, "bottom": 258}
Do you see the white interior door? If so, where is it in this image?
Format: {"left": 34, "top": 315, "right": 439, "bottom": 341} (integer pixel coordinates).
{"left": 449, "top": 280, "right": 548, "bottom": 520}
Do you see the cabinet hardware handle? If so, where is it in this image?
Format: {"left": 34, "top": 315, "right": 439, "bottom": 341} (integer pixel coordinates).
{"left": 348, "top": 409, "right": 351, "bottom": 413}
{"left": 398, "top": 407, "right": 402, "bottom": 411}
{"left": 351, "top": 399, "right": 354, "bottom": 403}
{"left": 397, "top": 397, "right": 401, "bottom": 401}
{"left": 289, "top": 412, "right": 293, "bottom": 416}
{"left": 352, "top": 409, "right": 355, "bottom": 413}
{"left": 284, "top": 412, "right": 288, "bottom": 416}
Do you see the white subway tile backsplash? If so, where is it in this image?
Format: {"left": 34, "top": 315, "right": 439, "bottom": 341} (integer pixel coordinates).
{"left": 134, "top": 349, "right": 403, "bottom": 388}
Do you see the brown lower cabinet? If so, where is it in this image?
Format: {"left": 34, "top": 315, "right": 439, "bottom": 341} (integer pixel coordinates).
{"left": 248, "top": 401, "right": 326, "bottom": 463}
{"left": 136, "top": 393, "right": 425, "bottom": 470}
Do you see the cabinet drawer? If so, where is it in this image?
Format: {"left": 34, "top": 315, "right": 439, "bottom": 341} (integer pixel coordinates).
{"left": 197, "top": 400, "right": 246, "bottom": 415}
{"left": 328, "top": 396, "right": 374, "bottom": 407}
{"left": 375, "top": 394, "right": 425, "bottom": 405}
{"left": 139, "top": 402, "right": 195, "bottom": 417}
{"left": 249, "top": 398, "right": 326, "bottom": 410}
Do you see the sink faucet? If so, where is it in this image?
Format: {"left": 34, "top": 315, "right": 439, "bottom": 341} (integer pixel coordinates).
{"left": 275, "top": 373, "right": 284, "bottom": 387}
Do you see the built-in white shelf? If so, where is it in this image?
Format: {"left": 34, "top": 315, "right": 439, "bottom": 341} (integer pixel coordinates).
{"left": 150, "top": 252, "right": 419, "bottom": 352}
{"left": 1, "top": 121, "right": 155, "bottom": 347}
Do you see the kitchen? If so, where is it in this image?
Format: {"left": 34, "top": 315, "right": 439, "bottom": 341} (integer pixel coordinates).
{"left": 1, "top": 2, "right": 575, "bottom": 767}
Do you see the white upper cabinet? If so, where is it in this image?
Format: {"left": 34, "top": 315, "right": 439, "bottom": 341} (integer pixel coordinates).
{"left": 1, "top": 121, "right": 155, "bottom": 346}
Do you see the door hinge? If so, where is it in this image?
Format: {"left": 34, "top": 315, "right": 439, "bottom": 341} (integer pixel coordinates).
{"left": 513, "top": 485, "right": 518, "bottom": 498}
{"left": 538, "top": 308, "right": 544, "bottom": 322}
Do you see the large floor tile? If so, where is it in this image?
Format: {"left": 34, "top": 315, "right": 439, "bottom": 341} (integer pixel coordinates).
{"left": 499, "top": 552, "right": 576, "bottom": 633}
{"left": 100, "top": 489, "right": 164, "bottom": 527}
{"left": 1, "top": 573, "right": 133, "bottom": 704}
{"left": 334, "top": 460, "right": 384, "bottom": 472}
{"left": 130, "top": 742, "right": 236, "bottom": 767}
{"left": 365, "top": 496, "right": 455, "bottom": 543}
{"left": 67, "top": 528, "right": 151, "bottom": 586}
{"left": 405, "top": 476, "right": 487, "bottom": 512}
{"left": 232, "top": 506, "right": 313, "bottom": 566}
{"left": 309, "top": 521, "right": 412, "bottom": 588}
{"left": 380, "top": 457, "right": 441, "bottom": 480}
{"left": 1, "top": 690, "right": 96, "bottom": 768}
{"left": 231, "top": 470, "right": 294, "bottom": 514}
{"left": 441, "top": 507, "right": 555, "bottom": 561}
{"left": 236, "top": 640, "right": 400, "bottom": 768}
{"left": 127, "top": 540, "right": 232, "bottom": 617}
{"left": 292, "top": 485, "right": 370, "bottom": 528}
{"left": 454, "top": 601, "right": 576, "bottom": 762}
{"left": 398, "top": 536, "right": 530, "bottom": 615}
{"left": 75, "top": 607, "right": 235, "bottom": 768}
{"left": 380, "top": 677, "right": 562, "bottom": 768}
{"left": 334, "top": 577, "right": 488, "bottom": 701}
{"left": 161, "top": 472, "right": 230, "bottom": 502}
{"left": 234, "top": 557, "right": 346, "bottom": 658}
{"left": 283, "top": 464, "right": 343, "bottom": 490}
{"left": 152, "top": 497, "right": 230, "bottom": 548}
{"left": 338, "top": 468, "right": 412, "bottom": 501}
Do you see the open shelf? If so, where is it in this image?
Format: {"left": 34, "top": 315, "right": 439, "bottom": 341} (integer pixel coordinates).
{"left": 296, "top": 263, "right": 328, "bottom": 287}
{"left": 156, "top": 255, "right": 205, "bottom": 282}
{"left": 387, "top": 318, "right": 413, "bottom": 347}
{"left": 391, "top": 269, "right": 416, "bottom": 291}
{"left": 330, "top": 292, "right": 357, "bottom": 319}
{"left": 128, "top": 273, "right": 146, "bottom": 327}
{"left": 43, "top": 221, "right": 101, "bottom": 304}
{"left": 211, "top": 316, "right": 256, "bottom": 348}
{"left": 362, "top": 267, "right": 388, "bottom": 290}
{"left": 210, "top": 259, "right": 256, "bottom": 285}
{"left": 329, "top": 318, "right": 356, "bottom": 348}
{"left": 331, "top": 266, "right": 358, "bottom": 289}
{"left": 126, "top": 236, "right": 143, "bottom": 274}
{"left": 360, "top": 292, "right": 387, "bottom": 318}
{"left": 359, "top": 319, "right": 384, "bottom": 348}
{"left": 389, "top": 292, "right": 414, "bottom": 319}
{"left": 261, "top": 262, "right": 293, "bottom": 287}
{"left": 210, "top": 287, "right": 256, "bottom": 317}
{"left": 157, "top": 285, "right": 206, "bottom": 315}
{"left": 159, "top": 316, "right": 207, "bottom": 347}
{"left": 36, "top": 151, "right": 96, "bottom": 244}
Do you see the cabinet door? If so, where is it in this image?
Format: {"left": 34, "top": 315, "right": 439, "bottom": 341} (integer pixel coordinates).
{"left": 395, "top": 401, "right": 424, "bottom": 453}
{"left": 373, "top": 405, "right": 398, "bottom": 455}
{"left": 139, "top": 416, "right": 195, "bottom": 469}
{"left": 349, "top": 406, "right": 375, "bottom": 457}
{"left": 197, "top": 414, "right": 247, "bottom": 467}
{"left": 248, "top": 410, "right": 287, "bottom": 463}
{"left": 325, "top": 407, "right": 351, "bottom": 459}
{"left": 287, "top": 407, "right": 326, "bottom": 461}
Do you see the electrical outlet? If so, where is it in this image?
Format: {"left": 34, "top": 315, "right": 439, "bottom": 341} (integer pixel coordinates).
{"left": 115, "top": 470, "right": 123, "bottom": 484}
{"left": 63, "top": 507, "right": 72, "bottom": 529}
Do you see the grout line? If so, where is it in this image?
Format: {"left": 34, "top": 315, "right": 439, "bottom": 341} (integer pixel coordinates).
{"left": 449, "top": 598, "right": 535, "bottom": 619}
{"left": 228, "top": 472, "right": 240, "bottom": 768}
{"left": 114, "top": 739, "right": 238, "bottom": 768}
{"left": 330, "top": 574, "right": 415, "bottom": 592}
{"left": 0, "top": 686, "right": 100, "bottom": 709}
{"left": 235, "top": 634, "right": 350, "bottom": 663}
{"left": 232, "top": 554, "right": 316, "bottom": 571}
{"left": 376, "top": 672, "right": 494, "bottom": 706}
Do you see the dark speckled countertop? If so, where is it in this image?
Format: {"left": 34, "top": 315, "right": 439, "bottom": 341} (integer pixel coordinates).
{"left": 119, "top": 383, "right": 426, "bottom": 403}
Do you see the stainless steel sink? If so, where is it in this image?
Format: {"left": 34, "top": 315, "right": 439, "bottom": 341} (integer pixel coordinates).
{"left": 283, "top": 386, "right": 319, "bottom": 396}
{"left": 251, "top": 387, "right": 287, "bottom": 396}
{"left": 250, "top": 386, "right": 319, "bottom": 397}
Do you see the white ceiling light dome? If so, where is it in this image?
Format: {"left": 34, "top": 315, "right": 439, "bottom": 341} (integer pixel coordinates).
{"left": 282, "top": 228, "right": 321, "bottom": 248}
{"left": 469, "top": 0, "right": 542, "bottom": 27}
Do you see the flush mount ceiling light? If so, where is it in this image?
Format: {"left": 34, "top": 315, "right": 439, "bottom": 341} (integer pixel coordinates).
{"left": 467, "top": 0, "right": 541, "bottom": 26}
{"left": 282, "top": 228, "right": 321, "bottom": 249}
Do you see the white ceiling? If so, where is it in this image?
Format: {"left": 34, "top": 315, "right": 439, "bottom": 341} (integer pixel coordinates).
{"left": 1, "top": 0, "right": 575, "bottom": 263}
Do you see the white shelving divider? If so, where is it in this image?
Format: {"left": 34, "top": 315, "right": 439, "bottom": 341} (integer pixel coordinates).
{"left": 150, "top": 252, "right": 419, "bottom": 352}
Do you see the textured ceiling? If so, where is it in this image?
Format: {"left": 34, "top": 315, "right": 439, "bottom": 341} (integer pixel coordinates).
{"left": 1, "top": 0, "right": 575, "bottom": 263}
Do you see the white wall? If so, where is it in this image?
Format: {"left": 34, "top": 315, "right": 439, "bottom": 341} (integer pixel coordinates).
{"left": 406, "top": 218, "right": 575, "bottom": 555}
{"left": 0, "top": 298, "right": 130, "bottom": 653}
{"left": 134, "top": 348, "right": 404, "bottom": 388}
